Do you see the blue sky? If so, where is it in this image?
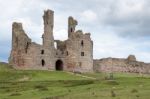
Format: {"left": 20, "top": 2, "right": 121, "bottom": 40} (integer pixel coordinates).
{"left": 0, "top": 0, "right": 150, "bottom": 62}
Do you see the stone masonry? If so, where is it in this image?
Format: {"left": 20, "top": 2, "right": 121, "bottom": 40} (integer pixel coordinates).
{"left": 9, "top": 9, "right": 150, "bottom": 74}
{"left": 94, "top": 55, "right": 150, "bottom": 74}
{"left": 9, "top": 9, "right": 93, "bottom": 72}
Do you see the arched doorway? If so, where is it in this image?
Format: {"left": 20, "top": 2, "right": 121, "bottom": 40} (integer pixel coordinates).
{"left": 55, "top": 60, "right": 63, "bottom": 71}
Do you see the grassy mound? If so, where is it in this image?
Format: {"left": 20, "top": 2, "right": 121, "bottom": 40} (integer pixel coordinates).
{"left": 0, "top": 63, "right": 88, "bottom": 82}
{"left": 0, "top": 63, "right": 150, "bottom": 99}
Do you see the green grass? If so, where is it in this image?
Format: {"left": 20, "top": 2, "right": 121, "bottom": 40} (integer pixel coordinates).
{"left": 0, "top": 63, "right": 88, "bottom": 81}
{"left": 0, "top": 63, "right": 150, "bottom": 99}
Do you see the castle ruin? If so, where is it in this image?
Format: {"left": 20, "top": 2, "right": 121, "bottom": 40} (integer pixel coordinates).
{"left": 9, "top": 9, "right": 93, "bottom": 72}
{"left": 9, "top": 9, "right": 150, "bottom": 74}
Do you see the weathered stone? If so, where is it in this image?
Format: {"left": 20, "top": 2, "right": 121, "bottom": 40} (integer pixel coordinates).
{"left": 94, "top": 55, "right": 150, "bottom": 74}
{"left": 9, "top": 9, "right": 93, "bottom": 72}
{"left": 9, "top": 9, "right": 150, "bottom": 74}
{"left": 127, "top": 55, "right": 136, "bottom": 62}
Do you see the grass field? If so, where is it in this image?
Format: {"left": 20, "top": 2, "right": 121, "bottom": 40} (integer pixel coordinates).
{"left": 0, "top": 63, "right": 150, "bottom": 99}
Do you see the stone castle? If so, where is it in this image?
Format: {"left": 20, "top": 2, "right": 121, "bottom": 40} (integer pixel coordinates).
{"left": 9, "top": 9, "right": 150, "bottom": 73}
{"left": 9, "top": 9, "right": 93, "bottom": 72}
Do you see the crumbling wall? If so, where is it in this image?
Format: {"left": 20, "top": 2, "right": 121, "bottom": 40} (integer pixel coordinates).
{"left": 9, "top": 10, "right": 94, "bottom": 72}
{"left": 68, "top": 16, "right": 78, "bottom": 38}
{"left": 65, "top": 17, "right": 93, "bottom": 72}
{"left": 94, "top": 55, "right": 150, "bottom": 74}
{"left": 55, "top": 40, "right": 66, "bottom": 52}
{"left": 9, "top": 9, "right": 150, "bottom": 73}
{"left": 9, "top": 22, "right": 31, "bottom": 68}
{"left": 9, "top": 10, "right": 56, "bottom": 70}
{"left": 42, "top": 10, "right": 54, "bottom": 48}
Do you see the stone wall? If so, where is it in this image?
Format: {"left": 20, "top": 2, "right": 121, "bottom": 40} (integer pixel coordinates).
{"left": 9, "top": 10, "right": 56, "bottom": 70}
{"left": 9, "top": 9, "right": 93, "bottom": 73}
{"left": 9, "top": 22, "right": 31, "bottom": 68}
{"left": 9, "top": 9, "right": 150, "bottom": 74}
{"left": 94, "top": 55, "right": 150, "bottom": 74}
{"left": 65, "top": 33, "right": 93, "bottom": 72}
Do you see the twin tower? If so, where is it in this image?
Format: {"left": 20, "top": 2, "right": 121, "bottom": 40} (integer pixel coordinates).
{"left": 9, "top": 9, "right": 93, "bottom": 72}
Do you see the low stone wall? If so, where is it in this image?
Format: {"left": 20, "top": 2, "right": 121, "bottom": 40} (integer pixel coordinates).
{"left": 94, "top": 55, "right": 150, "bottom": 74}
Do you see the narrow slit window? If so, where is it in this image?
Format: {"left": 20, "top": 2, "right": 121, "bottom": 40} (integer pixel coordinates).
{"left": 81, "top": 40, "right": 84, "bottom": 46}
{"left": 66, "top": 51, "right": 68, "bottom": 56}
{"left": 25, "top": 42, "right": 29, "bottom": 53}
{"left": 16, "top": 37, "right": 18, "bottom": 47}
{"left": 71, "top": 28, "right": 73, "bottom": 32}
{"left": 41, "top": 59, "right": 45, "bottom": 66}
{"left": 41, "top": 50, "right": 44, "bottom": 54}
{"left": 81, "top": 52, "right": 84, "bottom": 56}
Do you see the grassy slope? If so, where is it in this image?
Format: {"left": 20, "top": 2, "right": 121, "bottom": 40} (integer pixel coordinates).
{"left": 0, "top": 63, "right": 150, "bottom": 99}
{"left": 0, "top": 63, "right": 88, "bottom": 81}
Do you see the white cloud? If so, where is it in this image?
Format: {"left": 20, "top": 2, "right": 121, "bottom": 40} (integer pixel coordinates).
{"left": 0, "top": 0, "right": 150, "bottom": 63}
{"left": 116, "top": 0, "right": 145, "bottom": 18}
{"left": 54, "top": 29, "right": 67, "bottom": 40}
{"left": 93, "top": 30, "right": 150, "bottom": 62}
{"left": 14, "top": 17, "right": 43, "bottom": 43}
{"left": 80, "top": 10, "right": 98, "bottom": 23}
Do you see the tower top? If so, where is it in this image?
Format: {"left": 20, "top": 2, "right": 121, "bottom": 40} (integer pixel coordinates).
{"left": 42, "top": 9, "right": 54, "bottom": 48}
{"left": 43, "top": 9, "right": 54, "bottom": 26}
{"left": 44, "top": 9, "right": 54, "bottom": 15}
{"left": 68, "top": 16, "right": 78, "bottom": 26}
{"left": 68, "top": 16, "right": 78, "bottom": 37}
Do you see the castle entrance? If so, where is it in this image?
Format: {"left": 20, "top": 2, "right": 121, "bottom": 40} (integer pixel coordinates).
{"left": 55, "top": 60, "right": 63, "bottom": 71}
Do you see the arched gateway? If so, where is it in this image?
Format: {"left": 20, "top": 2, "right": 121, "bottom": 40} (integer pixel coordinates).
{"left": 55, "top": 60, "right": 63, "bottom": 71}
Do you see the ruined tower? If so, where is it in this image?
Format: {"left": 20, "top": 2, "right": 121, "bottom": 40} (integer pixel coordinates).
{"left": 42, "top": 10, "right": 54, "bottom": 48}
{"left": 9, "top": 9, "right": 94, "bottom": 72}
{"left": 68, "top": 16, "right": 78, "bottom": 38}
{"left": 66, "top": 17, "right": 93, "bottom": 72}
{"left": 9, "top": 22, "right": 31, "bottom": 68}
{"left": 8, "top": 9, "right": 150, "bottom": 74}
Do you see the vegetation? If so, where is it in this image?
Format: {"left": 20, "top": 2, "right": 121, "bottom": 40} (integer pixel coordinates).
{"left": 0, "top": 63, "right": 150, "bottom": 99}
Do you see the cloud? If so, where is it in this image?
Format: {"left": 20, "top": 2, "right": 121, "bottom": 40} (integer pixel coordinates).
{"left": 0, "top": 0, "right": 150, "bottom": 63}
{"left": 54, "top": 29, "right": 67, "bottom": 40}
{"left": 80, "top": 10, "right": 98, "bottom": 23}
{"left": 93, "top": 31, "right": 150, "bottom": 62}
{"left": 96, "top": 0, "right": 150, "bottom": 37}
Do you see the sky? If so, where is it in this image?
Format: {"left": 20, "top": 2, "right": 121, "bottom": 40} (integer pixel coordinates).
{"left": 0, "top": 0, "right": 150, "bottom": 63}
